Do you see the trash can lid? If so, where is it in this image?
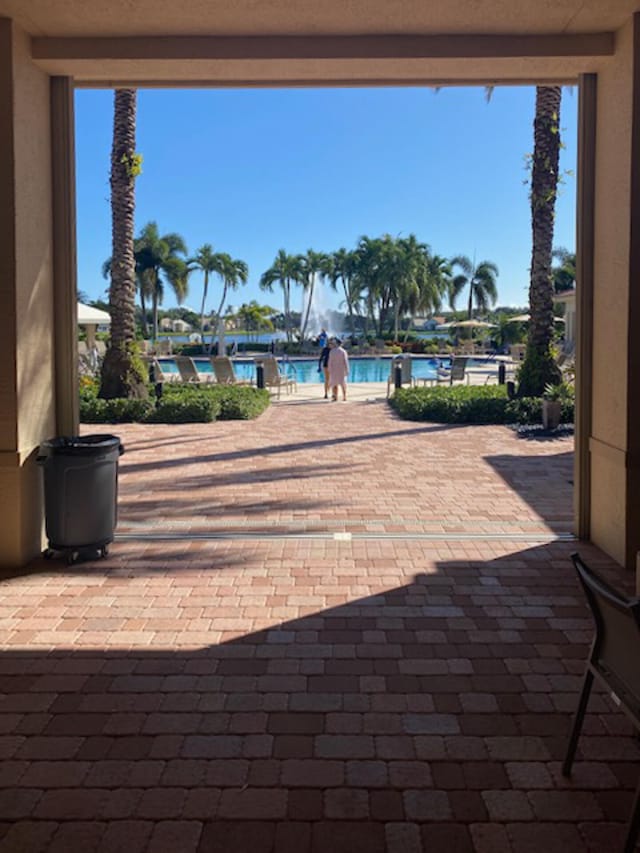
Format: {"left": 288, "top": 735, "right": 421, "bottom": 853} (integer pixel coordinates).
{"left": 39, "top": 434, "right": 122, "bottom": 455}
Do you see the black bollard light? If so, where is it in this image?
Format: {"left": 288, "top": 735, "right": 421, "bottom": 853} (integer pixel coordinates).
{"left": 498, "top": 362, "right": 506, "bottom": 385}
{"left": 506, "top": 380, "right": 516, "bottom": 399}
{"left": 394, "top": 362, "right": 403, "bottom": 390}
{"left": 256, "top": 363, "right": 265, "bottom": 389}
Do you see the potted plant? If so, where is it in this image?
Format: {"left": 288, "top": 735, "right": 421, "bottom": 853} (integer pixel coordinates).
{"left": 542, "top": 382, "right": 565, "bottom": 430}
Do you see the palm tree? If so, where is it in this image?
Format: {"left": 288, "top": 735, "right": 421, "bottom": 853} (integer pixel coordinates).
{"left": 189, "top": 244, "right": 226, "bottom": 339}
{"left": 211, "top": 253, "right": 249, "bottom": 350}
{"left": 355, "top": 235, "right": 397, "bottom": 337}
{"left": 299, "top": 250, "right": 330, "bottom": 341}
{"left": 237, "top": 301, "right": 275, "bottom": 341}
{"left": 518, "top": 86, "right": 563, "bottom": 396}
{"left": 135, "top": 222, "right": 189, "bottom": 341}
{"left": 329, "top": 248, "right": 359, "bottom": 335}
{"left": 259, "top": 250, "right": 304, "bottom": 343}
{"left": 403, "top": 252, "right": 450, "bottom": 342}
{"left": 99, "top": 89, "right": 147, "bottom": 400}
{"left": 449, "top": 255, "right": 499, "bottom": 319}
{"left": 552, "top": 246, "right": 576, "bottom": 293}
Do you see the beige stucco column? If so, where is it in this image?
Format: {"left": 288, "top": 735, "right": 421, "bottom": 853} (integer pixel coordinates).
{"left": 589, "top": 14, "right": 640, "bottom": 571}
{"left": 0, "top": 18, "right": 56, "bottom": 566}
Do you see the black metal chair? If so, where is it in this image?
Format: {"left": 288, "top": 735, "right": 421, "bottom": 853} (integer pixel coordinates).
{"left": 564, "top": 552, "right": 640, "bottom": 853}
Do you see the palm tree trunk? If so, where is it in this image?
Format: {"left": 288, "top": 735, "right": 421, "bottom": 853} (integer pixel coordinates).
{"left": 518, "top": 85, "right": 563, "bottom": 396}
{"left": 99, "top": 89, "right": 147, "bottom": 400}
{"left": 152, "top": 287, "right": 159, "bottom": 342}
{"left": 467, "top": 284, "right": 474, "bottom": 319}
{"left": 284, "top": 280, "right": 291, "bottom": 343}
{"left": 139, "top": 288, "right": 149, "bottom": 338}
{"left": 301, "top": 274, "right": 315, "bottom": 340}
{"left": 342, "top": 281, "right": 356, "bottom": 335}
{"left": 200, "top": 271, "right": 209, "bottom": 339}
{"left": 213, "top": 283, "right": 229, "bottom": 352}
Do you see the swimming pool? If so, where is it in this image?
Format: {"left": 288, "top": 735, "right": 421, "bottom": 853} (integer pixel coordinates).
{"left": 158, "top": 356, "right": 463, "bottom": 383}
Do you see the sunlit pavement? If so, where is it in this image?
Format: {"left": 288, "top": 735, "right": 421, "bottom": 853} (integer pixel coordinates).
{"left": 0, "top": 400, "right": 633, "bottom": 853}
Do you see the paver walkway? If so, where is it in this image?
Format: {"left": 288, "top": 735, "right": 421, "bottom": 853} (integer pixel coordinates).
{"left": 1, "top": 400, "right": 637, "bottom": 852}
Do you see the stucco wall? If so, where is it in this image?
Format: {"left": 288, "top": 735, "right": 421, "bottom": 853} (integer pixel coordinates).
{"left": 589, "top": 18, "right": 634, "bottom": 566}
{"left": 0, "top": 20, "right": 54, "bottom": 565}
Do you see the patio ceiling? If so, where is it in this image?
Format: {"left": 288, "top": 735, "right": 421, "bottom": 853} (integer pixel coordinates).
{"left": 0, "top": 0, "right": 637, "bottom": 38}
{"left": 1, "top": 0, "right": 636, "bottom": 86}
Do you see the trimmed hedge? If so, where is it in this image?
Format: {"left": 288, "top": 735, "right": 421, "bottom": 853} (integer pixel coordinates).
{"left": 79, "top": 379, "right": 270, "bottom": 423}
{"left": 389, "top": 384, "right": 574, "bottom": 425}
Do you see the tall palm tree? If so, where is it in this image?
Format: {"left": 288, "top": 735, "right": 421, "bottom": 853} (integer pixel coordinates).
{"left": 99, "top": 89, "right": 147, "bottom": 400}
{"left": 329, "top": 248, "right": 359, "bottom": 335}
{"left": 402, "top": 251, "right": 450, "bottom": 342}
{"left": 189, "top": 244, "right": 226, "bottom": 339}
{"left": 135, "top": 222, "right": 189, "bottom": 341}
{"left": 449, "top": 255, "right": 499, "bottom": 319}
{"left": 211, "top": 253, "right": 249, "bottom": 349}
{"left": 355, "top": 235, "right": 397, "bottom": 337}
{"left": 518, "top": 85, "right": 563, "bottom": 396}
{"left": 259, "top": 250, "right": 304, "bottom": 343}
{"left": 299, "top": 249, "right": 330, "bottom": 341}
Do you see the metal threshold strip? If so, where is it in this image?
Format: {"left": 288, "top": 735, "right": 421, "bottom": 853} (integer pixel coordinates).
{"left": 115, "top": 530, "right": 576, "bottom": 543}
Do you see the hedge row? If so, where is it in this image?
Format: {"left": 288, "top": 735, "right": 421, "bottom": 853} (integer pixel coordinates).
{"left": 389, "top": 385, "right": 575, "bottom": 425}
{"left": 80, "top": 381, "right": 271, "bottom": 424}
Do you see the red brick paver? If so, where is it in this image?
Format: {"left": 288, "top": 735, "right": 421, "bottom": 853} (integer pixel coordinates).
{"left": 0, "top": 401, "right": 636, "bottom": 851}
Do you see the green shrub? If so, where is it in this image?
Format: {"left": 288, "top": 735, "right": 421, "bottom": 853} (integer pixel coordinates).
{"left": 146, "top": 394, "right": 221, "bottom": 423}
{"left": 80, "top": 396, "right": 155, "bottom": 423}
{"left": 209, "top": 386, "right": 271, "bottom": 419}
{"left": 390, "top": 385, "right": 510, "bottom": 423}
{"left": 504, "top": 396, "right": 543, "bottom": 424}
{"left": 391, "top": 384, "right": 575, "bottom": 426}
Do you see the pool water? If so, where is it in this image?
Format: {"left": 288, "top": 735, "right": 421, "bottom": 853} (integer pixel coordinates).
{"left": 159, "top": 356, "right": 460, "bottom": 384}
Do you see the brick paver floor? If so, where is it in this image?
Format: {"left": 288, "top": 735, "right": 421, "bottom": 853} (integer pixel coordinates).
{"left": 1, "top": 400, "right": 637, "bottom": 852}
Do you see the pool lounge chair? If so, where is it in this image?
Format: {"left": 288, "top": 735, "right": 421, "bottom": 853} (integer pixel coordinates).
{"left": 387, "top": 355, "right": 415, "bottom": 397}
{"left": 148, "top": 357, "right": 180, "bottom": 384}
{"left": 436, "top": 356, "right": 469, "bottom": 385}
{"left": 210, "top": 356, "right": 253, "bottom": 386}
{"left": 257, "top": 356, "right": 297, "bottom": 399}
{"left": 175, "top": 355, "right": 213, "bottom": 384}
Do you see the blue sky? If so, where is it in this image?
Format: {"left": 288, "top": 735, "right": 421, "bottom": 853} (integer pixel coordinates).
{"left": 75, "top": 86, "right": 577, "bottom": 316}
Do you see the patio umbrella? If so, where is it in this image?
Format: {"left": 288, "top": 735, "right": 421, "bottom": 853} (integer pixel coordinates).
{"left": 449, "top": 319, "right": 496, "bottom": 329}
{"left": 77, "top": 302, "right": 110, "bottom": 346}
{"left": 505, "top": 313, "right": 565, "bottom": 323}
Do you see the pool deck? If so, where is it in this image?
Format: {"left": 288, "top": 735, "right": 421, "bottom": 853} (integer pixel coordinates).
{"left": 2, "top": 399, "right": 633, "bottom": 853}
{"left": 273, "top": 360, "right": 517, "bottom": 404}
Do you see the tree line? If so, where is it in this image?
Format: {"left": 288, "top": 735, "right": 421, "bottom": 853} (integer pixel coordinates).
{"left": 104, "top": 220, "right": 501, "bottom": 346}
{"left": 99, "top": 85, "right": 567, "bottom": 400}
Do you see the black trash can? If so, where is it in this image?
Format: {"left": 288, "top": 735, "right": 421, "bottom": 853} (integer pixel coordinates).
{"left": 37, "top": 434, "right": 124, "bottom": 562}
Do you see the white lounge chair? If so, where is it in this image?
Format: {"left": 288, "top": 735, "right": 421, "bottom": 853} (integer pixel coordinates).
{"left": 257, "top": 356, "right": 297, "bottom": 399}
{"left": 175, "top": 355, "right": 214, "bottom": 384}
{"left": 210, "top": 356, "right": 253, "bottom": 386}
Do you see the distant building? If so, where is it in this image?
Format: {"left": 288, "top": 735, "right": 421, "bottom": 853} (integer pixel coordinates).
{"left": 554, "top": 288, "right": 576, "bottom": 344}
{"left": 172, "top": 319, "right": 191, "bottom": 333}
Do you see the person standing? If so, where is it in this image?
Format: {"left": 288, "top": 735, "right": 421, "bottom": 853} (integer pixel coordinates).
{"left": 328, "top": 337, "right": 349, "bottom": 401}
{"left": 318, "top": 328, "right": 328, "bottom": 348}
{"left": 318, "top": 340, "right": 331, "bottom": 399}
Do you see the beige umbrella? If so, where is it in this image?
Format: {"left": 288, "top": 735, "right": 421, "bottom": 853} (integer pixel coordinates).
{"left": 505, "top": 313, "right": 565, "bottom": 323}
{"left": 449, "top": 319, "right": 496, "bottom": 329}
{"left": 77, "top": 301, "right": 110, "bottom": 346}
